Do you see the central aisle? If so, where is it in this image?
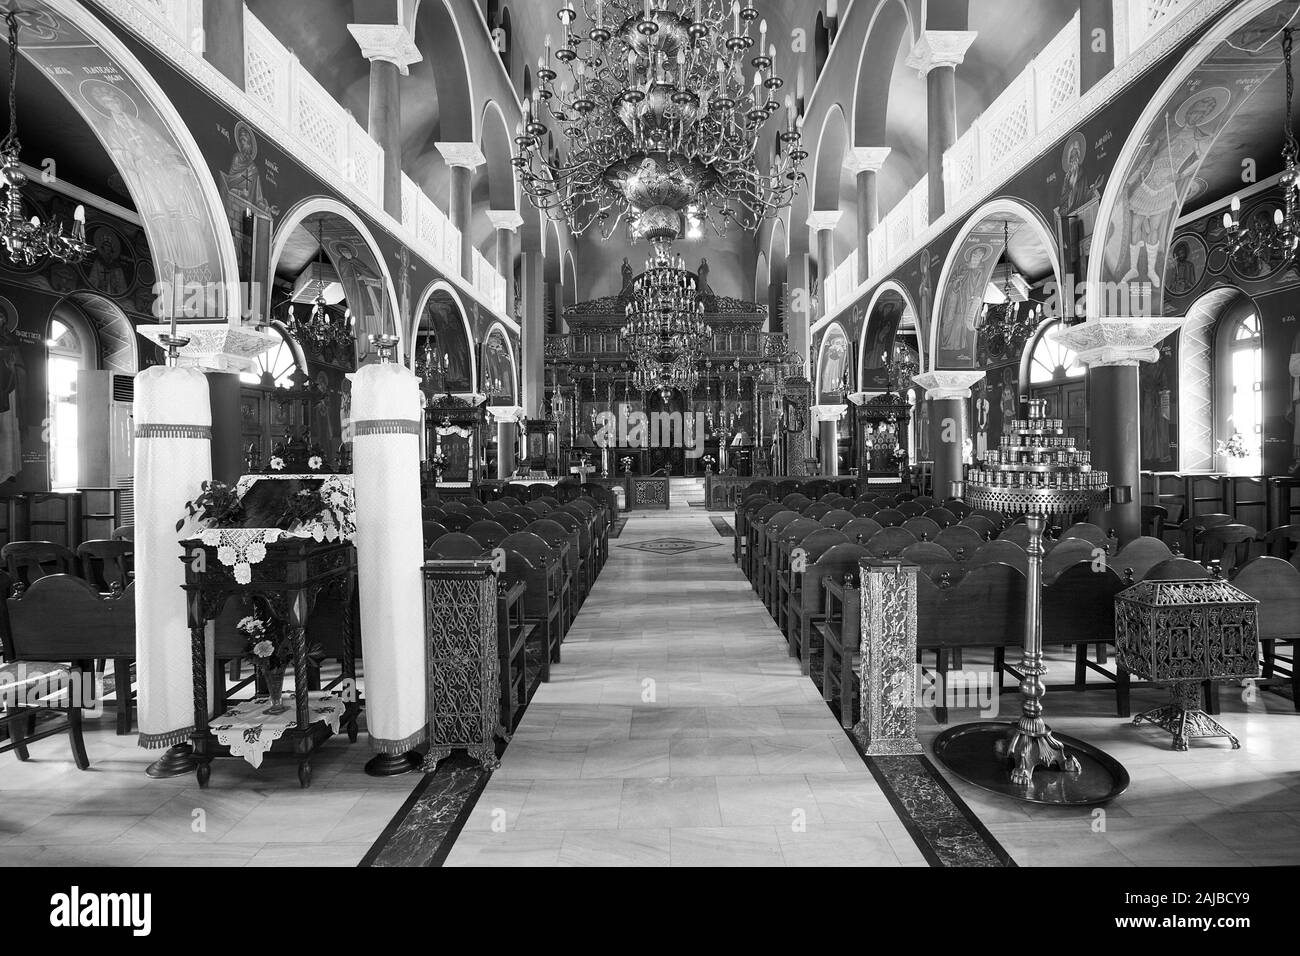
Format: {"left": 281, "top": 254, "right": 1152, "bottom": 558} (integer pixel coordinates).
{"left": 444, "top": 481, "right": 923, "bottom": 866}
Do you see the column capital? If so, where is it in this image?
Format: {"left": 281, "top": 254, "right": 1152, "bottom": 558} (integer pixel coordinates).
{"left": 347, "top": 23, "right": 422, "bottom": 75}
{"left": 905, "top": 30, "right": 978, "bottom": 76}
{"left": 813, "top": 403, "right": 850, "bottom": 423}
{"left": 807, "top": 210, "right": 843, "bottom": 232}
{"left": 436, "top": 141, "right": 487, "bottom": 170}
{"left": 488, "top": 405, "right": 526, "bottom": 424}
{"left": 845, "top": 146, "right": 892, "bottom": 175}
{"left": 486, "top": 209, "right": 525, "bottom": 232}
{"left": 1052, "top": 317, "right": 1186, "bottom": 368}
{"left": 913, "top": 369, "right": 984, "bottom": 400}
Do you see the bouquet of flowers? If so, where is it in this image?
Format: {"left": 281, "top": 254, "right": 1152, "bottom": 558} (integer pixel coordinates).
{"left": 237, "top": 613, "right": 289, "bottom": 671}
{"left": 620, "top": 456, "right": 633, "bottom": 473}
{"left": 176, "top": 480, "right": 244, "bottom": 534}
{"left": 1216, "top": 432, "right": 1250, "bottom": 459}
{"left": 702, "top": 455, "right": 717, "bottom": 471}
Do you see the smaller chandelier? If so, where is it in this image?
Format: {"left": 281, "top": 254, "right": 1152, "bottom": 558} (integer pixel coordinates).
{"left": 0, "top": 12, "right": 91, "bottom": 267}
{"left": 975, "top": 220, "right": 1038, "bottom": 359}
{"left": 1226, "top": 27, "right": 1300, "bottom": 263}
{"left": 622, "top": 238, "right": 711, "bottom": 397}
{"left": 286, "top": 219, "right": 354, "bottom": 357}
{"left": 416, "top": 335, "right": 451, "bottom": 392}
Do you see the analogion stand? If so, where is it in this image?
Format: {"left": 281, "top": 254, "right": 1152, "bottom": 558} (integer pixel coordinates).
{"left": 933, "top": 398, "right": 1130, "bottom": 805}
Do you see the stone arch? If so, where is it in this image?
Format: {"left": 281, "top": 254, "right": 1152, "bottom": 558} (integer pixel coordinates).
{"left": 811, "top": 104, "right": 850, "bottom": 213}
{"left": 815, "top": 321, "right": 852, "bottom": 403}
{"left": 411, "top": 0, "right": 475, "bottom": 143}
{"left": 27, "top": 0, "right": 240, "bottom": 322}
{"left": 410, "top": 280, "right": 478, "bottom": 393}
{"left": 1178, "top": 285, "right": 1258, "bottom": 472}
{"left": 1088, "top": 0, "right": 1286, "bottom": 317}
{"left": 851, "top": 0, "right": 914, "bottom": 148}
{"left": 857, "top": 280, "right": 920, "bottom": 387}
{"left": 479, "top": 98, "right": 518, "bottom": 214}
{"left": 482, "top": 320, "right": 518, "bottom": 405}
{"left": 929, "top": 198, "right": 1061, "bottom": 371}
{"left": 270, "top": 197, "right": 403, "bottom": 359}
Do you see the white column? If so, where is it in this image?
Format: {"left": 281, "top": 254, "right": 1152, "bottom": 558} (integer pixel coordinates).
{"left": 807, "top": 210, "right": 842, "bottom": 318}
{"left": 845, "top": 147, "right": 891, "bottom": 284}
{"left": 906, "top": 30, "right": 977, "bottom": 223}
{"left": 486, "top": 209, "right": 523, "bottom": 320}
{"left": 348, "top": 24, "right": 422, "bottom": 221}
{"left": 435, "top": 142, "right": 486, "bottom": 280}
{"left": 913, "top": 370, "right": 985, "bottom": 499}
{"left": 488, "top": 405, "right": 525, "bottom": 479}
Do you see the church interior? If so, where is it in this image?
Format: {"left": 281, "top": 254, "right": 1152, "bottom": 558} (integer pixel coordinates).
{"left": 0, "top": 0, "right": 1297, "bottom": 886}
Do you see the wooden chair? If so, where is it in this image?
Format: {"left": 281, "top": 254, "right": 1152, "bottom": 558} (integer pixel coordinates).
{"left": 871, "top": 495, "right": 898, "bottom": 508}
{"left": 2, "top": 541, "right": 79, "bottom": 587}
{"left": 779, "top": 528, "right": 848, "bottom": 641}
{"left": 924, "top": 507, "right": 958, "bottom": 528}
{"left": 821, "top": 509, "right": 855, "bottom": 530}
{"left": 1143, "top": 557, "right": 1212, "bottom": 581}
{"left": 549, "top": 511, "right": 595, "bottom": 595}
{"left": 745, "top": 503, "right": 786, "bottom": 582}
{"left": 902, "top": 516, "right": 942, "bottom": 542}
{"left": 1043, "top": 538, "right": 1100, "bottom": 582}
{"left": 1141, "top": 505, "right": 1168, "bottom": 540}
{"left": 1230, "top": 556, "right": 1299, "bottom": 710}
{"left": 789, "top": 543, "right": 870, "bottom": 673}
{"left": 528, "top": 500, "right": 555, "bottom": 517}
{"left": 1196, "top": 523, "right": 1257, "bottom": 576}
{"left": 774, "top": 480, "right": 800, "bottom": 499}
{"left": 781, "top": 493, "right": 812, "bottom": 511}
{"left": 440, "top": 501, "right": 470, "bottom": 515}
{"left": 422, "top": 521, "right": 451, "bottom": 549}
{"left": 839, "top": 517, "right": 883, "bottom": 545}
{"left": 752, "top": 509, "right": 799, "bottom": 591}
{"left": 997, "top": 523, "right": 1051, "bottom": 552}
{"left": 1263, "top": 523, "right": 1300, "bottom": 561}
{"left": 111, "top": 525, "right": 134, "bottom": 541}
{"left": 528, "top": 519, "right": 581, "bottom": 621}
{"left": 849, "top": 501, "right": 880, "bottom": 518}
{"left": 900, "top": 541, "right": 958, "bottom": 575}
{"left": 501, "top": 532, "right": 567, "bottom": 668}
{"left": 801, "top": 501, "right": 832, "bottom": 521}
{"left": 425, "top": 533, "right": 488, "bottom": 560}
{"left": 463, "top": 505, "right": 495, "bottom": 523}
{"left": 1113, "top": 536, "right": 1174, "bottom": 583}
{"left": 873, "top": 508, "right": 906, "bottom": 528}
{"left": 498, "top": 495, "right": 524, "bottom": 508}
{"left": 440, "top": 512, "right": 474, "bottom": 533}
{"left": 484, "top": 499, "right": 511, "bottom": 516}
{"left": 467, "top": 520, "right": 511, "bottom": 550}
{"left": 768, "top": 517, "right": 821, "bottom": 615}
{"left": 497, "top": 512, "right": 530, "bottom": 534}
{"left": 934, "top": 525, "right": 984, "bottom": 561}
{"left": 76, "top": 539, "right": 133, "bottom": 592}
{"left": 958, "top": 514, "right": 998, "bottom": 540}
{"left": 967, "top": 539, "right": 1029, "bottom": 575}
{"left": 421, "top": 505, "right": 446, "bottom": 523}
{"left": 864, "top": 526, "right": 917, "bottom": 559}
{"left": 896, "top": 501, "right": 926, "bottom": 518}
{"left": 1059, "top": 522, "right": 1109, "bottom": 549}
{"left": 1185, "top": 513, "right": 1233, "bottom": 559}
{"left": 943, "top": 499, "right": 972, "bottom": 519}
{"left": 803, "top": 479, "right": 833, "bottom": 500}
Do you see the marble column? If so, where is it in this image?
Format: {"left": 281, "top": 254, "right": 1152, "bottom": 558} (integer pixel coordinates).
{"left": 1079, "top": 0, "right": 1115, "bottom": 94}
{"left": 905, "top": 31, "right": 977, "bottom": 224}
{"left": 436, "top": 142, "right": 485, "bottom": 281}
{"left": 845, "top": 147, "right": 890, "bottom": 284}
{"left": 814, "top": 404, "right": 848, "bottom": 476}
{"left": 519, "top": 250, "right": 545, "bottom": 419}
{"left": 489, "top": 406, "right": 524, "bottom": 479}
{"left": 808, "top": 210, "right": 842, "bottom": 319}
{"left": 913, "top": 370, "right": 984, "bottom": 500}
{"left": 1055, "top": 317, "right": 1186, "bottom": 545}
{"left": 787, "top": 254, "right": 812, "bottom": 377}
{"left": 348, "top": 24, "right": 422, "bottom": 222}
{"left": 486, "top": 209, "right": 523, "bottom": 317}
{"left": 202, "top": 0, "right": 245, "bottom": 88}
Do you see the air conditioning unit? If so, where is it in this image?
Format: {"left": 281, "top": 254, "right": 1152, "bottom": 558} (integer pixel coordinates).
{"left": 78, "top": 370, "right": 134, "bottom": 492}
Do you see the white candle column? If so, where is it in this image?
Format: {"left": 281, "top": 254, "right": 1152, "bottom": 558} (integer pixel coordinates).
{"left": 349, "top": 349, "right": 427, "bottom": 773}
{"left": 134, "top": 365, "right": 212, "bottom": 768}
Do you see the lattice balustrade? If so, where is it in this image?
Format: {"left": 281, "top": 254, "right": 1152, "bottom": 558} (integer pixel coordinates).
{"left": 981, "top": 81, "right": 1032, "bottom": 174}
{"left": 292, "top": 69, "right": 345, "bottom": 169}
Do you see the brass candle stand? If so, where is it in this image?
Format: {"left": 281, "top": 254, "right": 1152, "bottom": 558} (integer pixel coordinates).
{"left": 933, "top": 398, "right": 1129, "bottom": 805}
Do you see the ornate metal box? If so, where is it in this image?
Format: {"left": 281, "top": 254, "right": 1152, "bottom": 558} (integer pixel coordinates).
{"left": 1115, "top": 579, "right": 1260, "bottom": 684}
{"left": 855, "top": 559, "right": 923, "bottom": 756}
{"left": 422, "top": 559, "right": 502, "bottom": 771}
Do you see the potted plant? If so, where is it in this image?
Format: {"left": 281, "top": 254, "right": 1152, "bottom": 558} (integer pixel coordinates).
{"left": 237, "top": 612, "right": 291, "bottom": 715}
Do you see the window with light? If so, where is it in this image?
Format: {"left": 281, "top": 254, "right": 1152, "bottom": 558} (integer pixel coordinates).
{"left": 46, "top": 319, "right": 82, "bottom": 491}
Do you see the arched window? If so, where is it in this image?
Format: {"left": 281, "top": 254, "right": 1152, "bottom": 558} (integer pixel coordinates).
{"left": 241, "top": 322, "right": 305, "bottom": 388}
{"left": 1028, "top": 321, "right": 1084, "bottom": 385}
{"left": 47, "top": 316, "right": 94, "bottom": 490}
{"left": 1223, "top": 311, "right": 1263, "bottom": 472}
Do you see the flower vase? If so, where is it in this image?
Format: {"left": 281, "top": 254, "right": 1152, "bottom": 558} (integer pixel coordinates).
{"left": 261, "top": 666, "right": 289, "bottom": 715}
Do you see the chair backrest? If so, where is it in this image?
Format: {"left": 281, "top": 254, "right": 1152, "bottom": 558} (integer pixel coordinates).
{"left": 839, "top": 517, "right": 883, "bottom": 545}
{"left": 781, "top": 493, "right": 812, "bottom": 510}
{"left": 795, "top": 528, "right": 850, "bottom": 564}
{"left": 912, "top": 496, "right": 937, "bottom": 509}
{"left": 425, "top": 532, "right": 487, "bottom": 560}
{"left": 801, "top": 501, "right": 832, "bottom": 521}
{"left": 967, "top": 539, "right": 1029, "bottom": 575}
{"left": 111, "top": 524, "right": 134, "bottom": 541}
{"left": 1191, "top": 513, "right": 1234, "bottom": 533}
{"left": 895, "top": 501, "right": 926, "bottom": 518}
{"left": 934, "top": 525, "right": 984, "bottom": 560}
{"left": 753, "top": 503, "right": 785, "bottom": 526}
{"left": 6, "top": 573, "right": 134, "bottom": 659}
{"left": 900, "top": 541, "right": 957, "bottom": 573}
{"left": 1, "top": 541, "right": 79, "bottom": 586}
{"left": 873, "top": 508, "right": 906, "bottom": 528}
{"left": 763, "top": 510, "right": 801, "bottom": 539}
{"left": 774, "top": 480, "right": 800, "bottom": 498}
{"left": 1264, "top": 523, "right": 1300, "bottom": 558}
{"left": 1059, "top": 522, "right": 1108, "bottom": 547}
{"left": 747, "top": 480, "right": 776, "bottom": 499}
{"left": 440, "top": 512, "right": 473, "bottom": 533}
{"left": 924, "top": 507, "right": 957, "bottom": 528}
{"left": 778, "top": 517, "right": 822, "bottom": 550}
{"left": 500, "top": 531, "right": 558, "bottom": 570}
{"left": 76, "top": 539, "right": 133, "bottom": 591}
{"left": 1113, "top": 536, "right": 1174, "bottom": 582}
{"left": 497, "top": 512, "right": 530, "bottom": 533}
{"left": 568, "top": 499, "right": 597, "bottom": 518}
{"left": 800, "top": 544, "right": 871, "bottom": 613}
{"left": 538, "top": 495, "right": 561, "bottom": 508}
{"left": 864, "top": 526, "right": 918, "bottom": 558}
{"left": 422, "top": 520, "right": 451, "bottom": 548}
{"left": 463, "top": 505, "right": 495, "bottom": 523}
{"left": 1143, "top": 557, "right": 1212, "bottom": 581}
{"left": 1042, "top": 562, "right": 1125, "bottom": 647}
{"left": 821, "top": 509, "right": 855, "bottom": 530}
{"left": 821, "top": 494, "right": 850, "bottom": 509}
{"left": 529, "top": 499, "right": 555, "bottom": 516}
{"left": 484, "top": 499, "right": 511, "bottom": 516}
{"left": 958, "top": 514, "right": 997, "bottom": 539}
{"left": 503, "top": 484, "right": 531, "bottom": 500}
{"left": 997, "top": 523, "right": 1035, "bottom": 549}
{"left": 1141, "top": 504, "right": 1169, "bottom": 539}
{"left": 1043, "top": 538, "right": 1100, "bottom": 581}
{"left": 527, "top": 484, "right": 552, "bottom": 502}
{"left": 928, "top": 563, "right": 1027, "bottom": 649}
{"left": 498, "top": 495, "right": 523, "bottom": 508}
{"left": 440, "top": 501, "right": 469, "bottom": 515}
{"left": 871, "top": 495, "right": 897, "bottom": 508}
{"left": 1197, "top": 523, "right": 1256, "bottom": 575}
{"left": 943, "top": 499, "right": 972, "bottom": 519}
{"left": 850, "top": 501, "right": 880, "bottom": 518}
{"left": 467, "top": 520, "right": 511, "bottom": 550}
{"left": 902, "top": 516, "right": 942, "bottom": 542}
{"left": 1230, "top": 556, "right": 1300, "bottom": 640}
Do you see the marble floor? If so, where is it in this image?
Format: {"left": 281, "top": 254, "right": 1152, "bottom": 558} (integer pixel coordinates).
{"left": 2, "top": 478, "right": 1298, "bottom": 866}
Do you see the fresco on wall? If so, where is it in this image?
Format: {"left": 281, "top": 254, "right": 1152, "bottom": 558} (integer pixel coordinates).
{"left": 935, "top": 226, "right": 1001, "bottom": 368}
{"left": 419, "top": 293, "right": 473, "bottom": 393}
{"left": 816, "top": 326, "right": 850, "bottom": 403}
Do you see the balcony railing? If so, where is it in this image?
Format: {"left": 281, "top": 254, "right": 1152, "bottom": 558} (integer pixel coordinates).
{"left": 819, "top": 0, "right": 1200, "bottom": 329}
{"left": 116, "top": 0, "right": 507, "bottom": 321}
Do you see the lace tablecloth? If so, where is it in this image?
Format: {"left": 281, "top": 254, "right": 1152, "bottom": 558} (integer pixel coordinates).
{"left": 209, "top": 691, "right": 345, "bottom": 768}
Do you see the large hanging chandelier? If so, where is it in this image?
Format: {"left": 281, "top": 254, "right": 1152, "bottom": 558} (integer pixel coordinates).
{"left": 622, "top": 239, "right": 711, "bottom": 398}
{"left": 513, "top": 0, "right": 805, "bottom": 240}
{"left": 0, "top": 12, "right": 90, "bottom": 266}
{"left": 1225, "top": 27, "right": 1300, "bottom": 262}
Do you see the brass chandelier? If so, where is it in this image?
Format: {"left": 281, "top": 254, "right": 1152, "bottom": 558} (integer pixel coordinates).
{"left": 513, "top": 0, "right": 806, "bottom": 240}
{"left": 0, "top": 12, "right": 91, "bottom": 267}
{"left": 622, "top": 241, "right": 711, "bottom": 397}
